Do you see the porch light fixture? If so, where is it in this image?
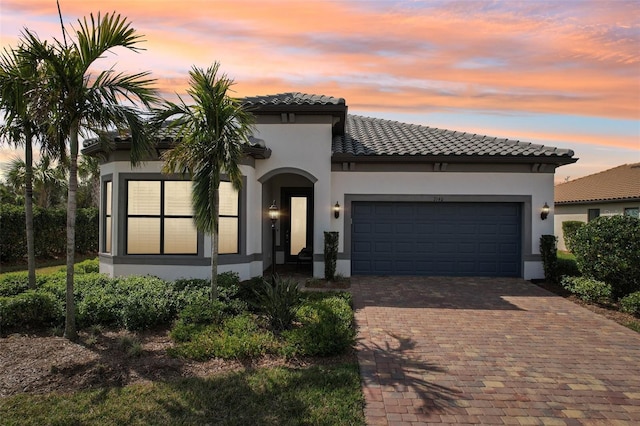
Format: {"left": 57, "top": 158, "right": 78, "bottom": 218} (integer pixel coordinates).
{"left": 334, "top": 201, "right": 340, "bottom": 219}
{"left": 541, "top": 202, "right": 550, "bottom": 220}
{"left": 269, "top": 200, "right": 279, "bottom": 223}
{"left": 268, "top": 200, "right": 279, "bottom": 277}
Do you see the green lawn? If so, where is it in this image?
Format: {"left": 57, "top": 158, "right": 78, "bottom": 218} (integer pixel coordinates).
{"left": 0, "top": 363, "right": 364, "bottom": 426}
{"left": 557, "top": 250, "right": 576, "bottom": 261}
{"left": 0, "top": 254, "right": 96, "bottom": 276}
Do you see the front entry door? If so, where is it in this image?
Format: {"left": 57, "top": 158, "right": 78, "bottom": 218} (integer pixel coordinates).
{"left": 282, "top": 188, "right": 313, "bottom": 263}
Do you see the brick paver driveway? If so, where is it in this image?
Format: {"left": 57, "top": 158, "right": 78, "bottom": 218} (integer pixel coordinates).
{"left": 352, "top": 277, "right": 640, "bottom": 425}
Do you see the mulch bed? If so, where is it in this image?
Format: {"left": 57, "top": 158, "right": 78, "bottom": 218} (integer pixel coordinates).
{"left": 0, "top": 327, "right": 355, "bottom": 397}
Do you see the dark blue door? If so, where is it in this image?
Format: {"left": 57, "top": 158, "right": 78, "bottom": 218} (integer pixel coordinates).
{"left": 351, "top": 202, "right": 521, "bottom": 276}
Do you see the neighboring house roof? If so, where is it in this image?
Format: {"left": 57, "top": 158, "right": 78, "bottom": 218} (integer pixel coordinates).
{"left": 555, "top": 163, "right": 640, "bottom": 204}
{"left": 332, "top": 114, "right": 575, "bottom": 165}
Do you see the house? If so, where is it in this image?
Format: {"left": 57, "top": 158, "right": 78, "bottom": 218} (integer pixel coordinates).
{"left": 82, "top": 92, "right": 576, "bottom": 282}
{"left": 554, "top": 163, "right": 640, "bottom": 251}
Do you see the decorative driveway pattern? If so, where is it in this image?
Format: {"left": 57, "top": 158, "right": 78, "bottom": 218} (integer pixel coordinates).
{"left": 352, "top": 277, "right": 640, "bottom": 425}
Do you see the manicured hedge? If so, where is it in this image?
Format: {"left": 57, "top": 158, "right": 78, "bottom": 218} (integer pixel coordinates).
{"left": 562, "top": 220, "right": 584, "bottom": 252}
{"left": 572, "top": 215, "right": 640, "bottom": 298}
{"left": 0, "top": 205, "right": 98, "bottom": 262}
{"left": 0, "top": 291, "right": 63, "bottom": 330}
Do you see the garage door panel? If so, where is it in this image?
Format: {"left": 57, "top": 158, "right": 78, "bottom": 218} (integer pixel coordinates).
{"left": 395, "top": 223, "right": 413, "bottom": 234}
{"left": 375, "top": 223, "right": 394, "bottom": 234}
{"left": 416, "top": 241, "right": 435, "bottom": 252}
{"left": 458, "top": 243, "right": 475, "bottom": 253}
{"left": 353, "top": 223, "right": 372, "bottom": 233}
{"left": 395, "top": 242, "right": 414, "bottom": 253}
{"left": 352, "top": 201, "right": 521, "bottom": 277}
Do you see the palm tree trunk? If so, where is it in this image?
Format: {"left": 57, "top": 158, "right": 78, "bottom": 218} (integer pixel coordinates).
{"left": 210, "top": 187, "right": 219, "bottom": 301}
{"left": 64, "top": 125, "right": 79, "bottom": 341}
{"left": 24, "top": 136, "right": 36, "bottom": 289}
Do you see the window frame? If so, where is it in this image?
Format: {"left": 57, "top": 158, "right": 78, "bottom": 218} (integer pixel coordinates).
{"left": 102, "top": 177, "right": 113, "bottom": 254}
{"left": 588, "top": 208, "right": 600, "bottom": 222}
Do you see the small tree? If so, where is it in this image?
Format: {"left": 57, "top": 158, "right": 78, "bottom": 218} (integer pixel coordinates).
{"left": 156, "top": 63, "right": 255, "bottom": 301}
{"left": 572, "top": 215, "right": 640, "bottom": 298}
{"left": 18, "top": 12, "right": 158, "bottom": 340}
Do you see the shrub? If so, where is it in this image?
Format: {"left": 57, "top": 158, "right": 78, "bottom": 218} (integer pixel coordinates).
{"left": 216, "top": 272, "right": 247, "bottom": 315}
{"left": 282, "top": 293, "right": 355, "bottom": 357}
{"left": 562, "top": 276, "right": 612, "bottom": 303}
{"left": 556, "top": 256, "right": 580, "bottom": 279}
{"left": 621, "top": 292, "right": 640, "bottom": 316}
{"left": 74, "top": 258, "right": 100, "bottom": 274}
{"left": 562, "top": 221, "right": 585, "bottom": 252}
{"left": 324, "top": 231, "right": 339, "bottom": 280}
{"left": 170, "top": 314, "right": 276, "bottom": 360}
{"left": 539, "top": 235, "right": 558, "bottom": 283}
{"left": 0, "top": 272, "right": 46, "bottom": 296}
{"left": 252, "top": 276, "right": 302, "bottom": 332}
{"left": 0, "top": 205, "right": 98, "bottom": 262}
{"left": 75, "top": 275, "right": 121, "bottom": 327}
{"left": 237, "top": 277, "right": 264, "bottom": 309}
{"left": 572, "top": 215, "right": 640, "bottom": 298}
{"left": 213, "top": 314, "right": 276, "bottom": 359}
{"left": 117, "top": 276, "right": 177, "bottom": 331}
{"left": 178, "top": 298, "right": 227, "bottom": 326}
{"left": 0, "top": 291, "right": 63, "bottom": 330}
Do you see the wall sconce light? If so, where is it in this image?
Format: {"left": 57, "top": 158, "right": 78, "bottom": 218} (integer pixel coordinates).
{"left": 541, "top": 202, "right": 550, "bottom": 220}
{"left": 334, "top": 201, "right": 340, "bottom": 219}
{"left": 268, "top": 200, "right": 279, "bottom": 277}
{"left": 269, "top": 200, "right": 279, "bottom": 224}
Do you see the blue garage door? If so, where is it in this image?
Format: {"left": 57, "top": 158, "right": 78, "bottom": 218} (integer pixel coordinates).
{"left": 351, "top": 202, "right": 521, "bottom": 277}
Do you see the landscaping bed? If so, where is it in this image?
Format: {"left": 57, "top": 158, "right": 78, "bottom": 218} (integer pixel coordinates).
{"left": 0, "top": 327, "right": 356, "bottom": 397}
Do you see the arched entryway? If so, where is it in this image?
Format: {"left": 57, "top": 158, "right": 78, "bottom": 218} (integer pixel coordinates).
{"left": 259, "top": 168, "right": 316, "bottom": 272}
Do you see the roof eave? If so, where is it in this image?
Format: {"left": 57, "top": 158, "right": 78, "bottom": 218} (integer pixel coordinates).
{"left": 81, "top": 139, "right": 271, "bottom": 160}
{"left": 555, "top": 196, "right": 640, "bottom": 205}
{"left": 331, "top": 153, "right": 578, "bottom": 165}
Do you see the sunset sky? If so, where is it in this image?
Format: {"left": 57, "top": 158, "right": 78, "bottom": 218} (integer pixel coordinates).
{"left": 1, "top": 0, "right": 638, "bottom": 182}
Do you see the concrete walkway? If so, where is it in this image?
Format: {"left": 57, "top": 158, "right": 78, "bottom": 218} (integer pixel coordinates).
{"left": 352, "top": 277, "right": 640, "bottom": 425}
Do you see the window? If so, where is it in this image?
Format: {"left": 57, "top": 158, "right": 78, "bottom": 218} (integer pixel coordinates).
{"left": 588, "top": 208, "right": 600, "bottom": 222}
{"left": 125, "top": 180, "right": 239, "bottom": 255}
{"left": 127, "top": 180, "right": 197, "bottom": 254}
{"left": 625, "top": 207, "right": 639, "bottom": 218}
{"left": 104, "top": 181, "right": 112, "bottom": 253}
{"left": 218, "top": 182, "right": 239, "bottom": 254}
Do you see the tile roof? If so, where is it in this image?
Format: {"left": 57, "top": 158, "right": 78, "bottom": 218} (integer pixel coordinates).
{"left": 555, "top": 163, "right": 640, "bottom": 204}
{"left": 242, "top": 92, "right": 346, "bottom": 107}
{"left": 332, "top": 114, "right": 575, "bottom": 161}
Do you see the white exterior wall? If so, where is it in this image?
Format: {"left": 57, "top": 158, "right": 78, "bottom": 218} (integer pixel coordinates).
{"left": 331, "top": 171, "right": 555, "bottom": 280}
{"left": 253, "top": 121, "right": 333, "bottom": 278}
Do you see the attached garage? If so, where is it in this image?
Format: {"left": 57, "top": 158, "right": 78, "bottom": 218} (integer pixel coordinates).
{"left": 351, "top": 201, "right": 522, "bottom": 277}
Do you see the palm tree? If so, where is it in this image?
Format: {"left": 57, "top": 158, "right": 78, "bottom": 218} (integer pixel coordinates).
{"left": 5, "top": 156, "right": 67, "bottom": 208}
{"left": 18, "top": 12, "right": 158, "bottom": 340}
{"left": 77, "top": 154, "right": 100, "bottom": 208}
{"left": 155, "top": 63, "right": 255, "bottom": 300}
{"left": 0, "top": 45, "right": 60, "bottom": 288}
